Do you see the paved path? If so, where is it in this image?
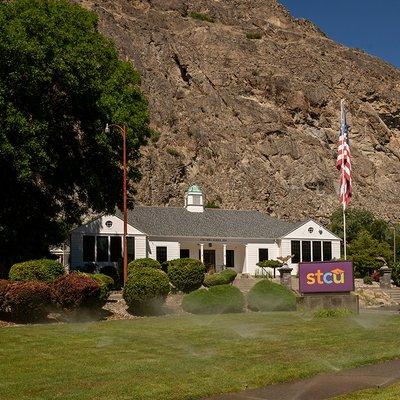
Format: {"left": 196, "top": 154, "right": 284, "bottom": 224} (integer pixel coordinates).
{"left": 205, "top": 359, "right": 400, "bottom": 400}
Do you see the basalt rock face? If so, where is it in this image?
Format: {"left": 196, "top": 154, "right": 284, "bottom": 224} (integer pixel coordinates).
{"left": 75, "top": 0, "right": 400, "bottom": 222}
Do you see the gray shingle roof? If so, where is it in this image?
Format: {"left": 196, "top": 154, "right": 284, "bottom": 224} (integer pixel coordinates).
{"left": 116, "top": 207, "right": 301, "bottom": 239}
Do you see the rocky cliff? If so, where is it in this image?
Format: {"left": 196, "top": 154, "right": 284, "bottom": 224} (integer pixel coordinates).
{"left": 75, "top": 0, "right": 400, "bottom": 222}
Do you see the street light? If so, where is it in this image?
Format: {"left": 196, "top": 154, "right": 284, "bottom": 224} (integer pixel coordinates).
{"left": 105, "top": 123, "right": 128, "bottom": 285}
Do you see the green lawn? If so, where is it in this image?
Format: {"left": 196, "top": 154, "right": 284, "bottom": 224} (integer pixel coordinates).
{"left": 334, "top": 382, "right": 400, "bottom": 399}
{"left": 1, "top": 312, "right": 400, "bottom": 399}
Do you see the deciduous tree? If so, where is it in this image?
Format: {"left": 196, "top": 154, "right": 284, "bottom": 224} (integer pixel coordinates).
{"left": 0, "top": 0, "right": 150, "bottom": 273}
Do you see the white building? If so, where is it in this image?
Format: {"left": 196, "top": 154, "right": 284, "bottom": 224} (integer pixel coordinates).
{"left": 69, "top": 185, "right": 341, "bottom": 275}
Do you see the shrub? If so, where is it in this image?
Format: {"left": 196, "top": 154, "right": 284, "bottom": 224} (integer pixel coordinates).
{"left": 99, "top": 265, "right": 120, "bottom": 288}
{"left": 80, "top": 273, "right": 114, "bottom": 302}
{"left": 246, "top": 31, "right": 262, "bottom": 40}
{"left": 51, "top": 273, "right": 103, "bottom": 311}
{"left": 203, "top": 268, "right": 237, "bottom": 287}
{"left": 392, "top": 263, "right": 400, "bottom": 287}
{"left": 247, "top": 280, "right": 296, "bottom": 311}
{"left": 9, "top": 259, "right": 65, "bottom": 283}
{"left": 314, "top": 308, "right": 353, "bottom": 318}
{"left": 363, "top": 275, "right": 373, "bottom": 285}
{"left": 128, "top": 258, "right": 161, "bottom": 275}
{"left": 182, "top": 285, "right": 245, "bottom": 314}
{"left": 5, "top": 281, "right": 51, "bottom": 322}
{"left": 371, "top": 270, "right": 381, "bottom": 282}
{"left": 189, "top": 12, "right": 214, "bottom": 23}
{"left": 123, "top": 268, "right": 170, "bottom": 315}
{"left": 167, "top": 258, "right": 206, "bottom": 293}
{"left": 0, "top": 279, "right": 10, "bottom": 311}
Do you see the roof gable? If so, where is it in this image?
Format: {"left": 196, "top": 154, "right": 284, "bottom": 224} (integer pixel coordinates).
{"left": 281, "top": 219, "right": 341, "bottom": 240}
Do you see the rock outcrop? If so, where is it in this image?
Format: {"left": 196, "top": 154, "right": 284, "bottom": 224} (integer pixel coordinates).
{"left": 75, "top": 0, "right": 400, "bottom": 222}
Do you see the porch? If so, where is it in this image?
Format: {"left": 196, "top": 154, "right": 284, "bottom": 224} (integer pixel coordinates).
{"left": 178, "top": 241, "right": 247, "bottom": 273}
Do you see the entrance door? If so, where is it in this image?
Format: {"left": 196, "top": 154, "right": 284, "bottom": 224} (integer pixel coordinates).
{"left": 203, "top": 250, "right": 216, "bottom": 270}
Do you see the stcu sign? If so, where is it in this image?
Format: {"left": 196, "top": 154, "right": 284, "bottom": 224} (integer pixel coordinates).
{"left": 299, "top": 261, "right": 354, "bottom": 294}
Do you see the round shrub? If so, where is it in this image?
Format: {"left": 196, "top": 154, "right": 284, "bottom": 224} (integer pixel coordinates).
{"left": 204, "top": 268, "right": 237, "bottom": 287}
{"left": 167, "top": 258, "right": 206, "bottom": 293}
{"left": 182, "top": 285, "right": 245, "bottom": 314}
{"left": 123, "top": 268, "right": 170, "bottom": 315}
{"left": 247, "top": 279, "right": 296, "bottom": 312}
{"left": 0, "top": 280, "right": 10, "bottom": 311}
{"left": 128, "top": 258, "right": 161, "bottom": 275}
{"left": 9, "top": 259, "right": 65, "bottom": 283}
{"left": 51, "top": 273, "right": 103, "bottom": 311}
{"left": 5, "top": 281, "right": 51, "bottom": 322}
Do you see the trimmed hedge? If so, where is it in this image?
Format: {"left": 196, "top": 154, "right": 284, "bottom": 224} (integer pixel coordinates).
{"left": 247, "top": 279, "right": 296, "bottom": 311}
{"left": 128, "top": 258, "right": 161, "bottom": 275}
{"left": 167, "top": 258, "right": 205, "bottom": 293}
{"left": 123, "top": 268, "right": 170, "bottom": 315}
{"left": 9, "top": 259, "right": 65, "bottom": 283}
{"left": 4, "top": 281, "right": 51, "bottom": 322}
{"left": 204, "top": 268, "right": 237, "bottom": 287}
{"left": 182, "top": 285, "right": 245, "bottom": 314}
{"left": 51, "top": 273, "right": 103, "bottom": 311}
{"left": 0, "top": 279, "right": 10, "bottom": 311}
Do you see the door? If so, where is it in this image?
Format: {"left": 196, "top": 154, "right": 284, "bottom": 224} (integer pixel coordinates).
{"left": 203, "top": 250, "right": 216, "bottom": 270}
{"left": 226, "top": 250, "right": 234, "bottom": 268}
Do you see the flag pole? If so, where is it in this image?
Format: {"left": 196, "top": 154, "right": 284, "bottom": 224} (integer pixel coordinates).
{"left": 341, "top": 99, "right": 347, "bottom": 260}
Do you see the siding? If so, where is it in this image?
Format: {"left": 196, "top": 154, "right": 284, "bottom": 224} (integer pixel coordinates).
{"left": 245, "top": 243, "right": 280, "bottom": 275}
{"left": 148, "top": 240, "right": 180, "bottom": 261}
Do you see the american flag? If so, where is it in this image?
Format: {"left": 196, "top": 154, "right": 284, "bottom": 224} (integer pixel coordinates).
{"left": 336, "top": 100, "right": 352, "bottom": 207}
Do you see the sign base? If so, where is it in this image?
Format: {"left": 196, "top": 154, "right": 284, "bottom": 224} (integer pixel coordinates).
{"left": 297, "top": 293, "right": 359, "bottom": 314}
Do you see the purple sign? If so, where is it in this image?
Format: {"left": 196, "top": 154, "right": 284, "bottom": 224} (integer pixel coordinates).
{"left": 299, "top": 261, "right": 354, "bottom": 294}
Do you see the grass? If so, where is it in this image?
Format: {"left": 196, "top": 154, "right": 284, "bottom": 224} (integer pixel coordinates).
{"left": 246, "top": 31, "right": 262, "bottom": 39}
{"left": 1, "top": 312, "right": 400, "bottom": 399}
{"left": 334, "top": 382, "right": 400, "bottom": 399}
{"left": 189, "top": 12, "right": 214, "bottom": 23}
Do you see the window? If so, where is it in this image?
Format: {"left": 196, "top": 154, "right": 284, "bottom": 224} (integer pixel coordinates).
{"left": 96, "top": 236, "right": 108, "bottom": 262}
{"left": 156, "top": 246, "right": 167, "bottom": 263}
{"left": 110, "top": 236, "right": 122, "bottom": 262}
{"left": 83, "top": 236, "right": 95, "bottom": 262}
{"left": 312, "top": 241, "right": 322, "bottom": 262}
{"left": 291, "top": 241, "right": 300, "bottom": 263}
{"left": 302, "top": 241, "right": 311, "bottom": 262}
{"left": 226, "top": 250, "right": 235, "bottom": 268}
{"left": 323, "top": 241, "right": 332, "bottom": 261}
{"left": 127, "top": 237, "right": 135, "bottom": 263}
{"left": 180, "top": 249, "right": 190, "bottom": 258}
{"left": 258, "top": 248, "right": 269, "bottom": 263}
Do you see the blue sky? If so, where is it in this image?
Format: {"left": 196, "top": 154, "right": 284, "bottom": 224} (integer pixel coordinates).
{"left": 280, "top": 0, "right": 400, "bottom": 68}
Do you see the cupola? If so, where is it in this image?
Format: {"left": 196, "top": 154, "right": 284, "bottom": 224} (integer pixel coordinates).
{"left": 185, "top": 184, "right": 204, "bottom": 213}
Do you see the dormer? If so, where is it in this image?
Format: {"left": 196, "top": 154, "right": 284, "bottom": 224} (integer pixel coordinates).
{"left": 185, "top": 184, "right": 204, "bottom": 213}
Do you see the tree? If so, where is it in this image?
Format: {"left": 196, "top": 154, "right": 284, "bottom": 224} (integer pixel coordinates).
{"left": 0, "top": 0, "right": 150, "bottom": 274}
{"left": 330, "top": 207, "right": 393, "bottom": 256}
{"left": 348, "top": 230, "right": 392, "bottom": 278}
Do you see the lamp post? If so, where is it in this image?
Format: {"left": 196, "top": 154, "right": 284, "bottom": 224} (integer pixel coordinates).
{"left": 105, "top": 123, "right": 128, "bottom": 285}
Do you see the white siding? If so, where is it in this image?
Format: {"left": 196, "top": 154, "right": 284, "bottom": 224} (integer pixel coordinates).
{"left": 332, "top": 241, "right": 341, "bottom": 260}
{"left": 245, "top": 242, "right": 280, "bottom": 275}
{"left": 135, "top": 236, "right": 147, "bottom": 259}
{"left": 148, "top": 240, "right": 180, "bottom": 261}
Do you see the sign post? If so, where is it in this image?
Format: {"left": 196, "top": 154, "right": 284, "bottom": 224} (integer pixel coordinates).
{"left": 297, "top": 261, "right": 359, "bottom": 313}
